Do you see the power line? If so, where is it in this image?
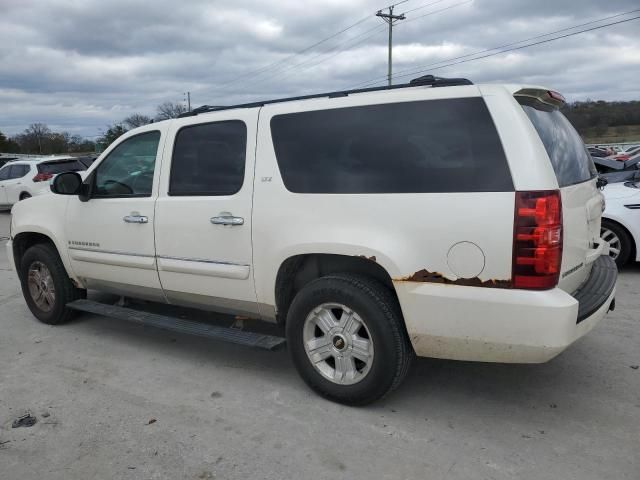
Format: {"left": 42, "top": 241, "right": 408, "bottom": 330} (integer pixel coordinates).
{"left": 210, "top": 1, "right": 430, "bottom": 95}
{"left": 401, "top": 0, "right": 450, "bottom": 15}
{"left": 271, "top": 26, "right": 389, "bottom": 86}
{"left": 252, "top": 0, "right": 472, "bottom": 89}
{"left": 210, "top": 15, "right": 375, "bottom": 91}
{"left": 353, "top": 8, "right": 640, "bottom": 88}
{"left": 235, "top": 24, "right": 388, "bottom": 93}
{"left": 390, "top": 14, "right": 640, "bottom": 83}
{"left": 401, "top": 0, "right": 473, "bottom": 25}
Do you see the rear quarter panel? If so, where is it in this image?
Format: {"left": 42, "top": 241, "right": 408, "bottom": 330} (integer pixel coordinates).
{"left": 252, "top": 86, "right": 516, "bottom": 312}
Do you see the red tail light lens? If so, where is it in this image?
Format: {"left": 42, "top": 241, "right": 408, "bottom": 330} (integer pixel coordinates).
{"left": 33, "top": 173, "right": 54, "bottom": 182}
{"left": 513, "top": 190, "right": 562, "bottom": 290}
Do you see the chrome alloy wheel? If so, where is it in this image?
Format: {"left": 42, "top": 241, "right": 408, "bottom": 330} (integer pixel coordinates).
{"left": 27, "top": 261, "right": 56, "bottom": 312}
{"left": 601, "top": 227, "right": 621, "bottom": 260}
{"left": 302, "top": 303, "right": 374, "bottom": 385}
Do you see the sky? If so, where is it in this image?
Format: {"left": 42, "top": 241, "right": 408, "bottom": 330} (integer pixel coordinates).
{"left": 0, "top": 0, "right": 639, "bottom": 139}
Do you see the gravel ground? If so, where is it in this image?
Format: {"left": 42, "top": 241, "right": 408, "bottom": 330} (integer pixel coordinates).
{"left": 0, "top": 211, "right": 638, "bottom": 480}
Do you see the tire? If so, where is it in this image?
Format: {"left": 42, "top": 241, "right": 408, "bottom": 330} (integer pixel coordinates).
{"left": 19, "top": 193, "right": 31, "bottom": 201}
{"left": 19, "top": 243, "right": 86, "bottom": 325}
{"left": 286, "top": 273, "right": 414, "bottom": 406}
{"left": 601, "top": 220, "right": 632, "bottom": 266}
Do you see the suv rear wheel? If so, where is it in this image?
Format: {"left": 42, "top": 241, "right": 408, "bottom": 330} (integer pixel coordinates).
{"left": 19, "top": 243, "right": 86, "bottom": 325}
{"left": 286, "top": 273, "right": 413, "bottom": 405}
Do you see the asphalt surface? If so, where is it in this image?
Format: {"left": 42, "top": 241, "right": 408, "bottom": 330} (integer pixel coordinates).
{"left": 0, "top": 210, "right": 638, "bottom": 480}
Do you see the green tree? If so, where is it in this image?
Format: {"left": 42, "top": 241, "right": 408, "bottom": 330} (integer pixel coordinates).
{"left": 0, "top": 130, "right": 20, "bottom": 153}
{"left": 99, "top": 124, "right": 127, "bottom": 149}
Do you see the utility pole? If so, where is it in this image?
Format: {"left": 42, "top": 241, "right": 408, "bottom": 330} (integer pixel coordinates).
{"left": 376, "top": 5, "right": 405, "bottom": 86}
{"left": 184, "top": 91, "right": 191, "bottom": 112}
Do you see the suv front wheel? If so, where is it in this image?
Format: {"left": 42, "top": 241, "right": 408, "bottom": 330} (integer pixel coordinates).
{"left": 286, "top": 273, "right": 414, "bottom": 406}
{"left": 19, "top": 243, "right": 86, "bottom": 325}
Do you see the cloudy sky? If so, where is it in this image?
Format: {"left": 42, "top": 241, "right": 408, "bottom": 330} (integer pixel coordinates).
{"left": 1, "top": 0, "right": 639, "bottom": 138}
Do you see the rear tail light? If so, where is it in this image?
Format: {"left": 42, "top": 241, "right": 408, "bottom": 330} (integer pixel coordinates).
{"left": 33, "top": 172, "right": 54, "bottom": 182}
{"left": 513, "top": 190, "right": 563, "bottom": 290}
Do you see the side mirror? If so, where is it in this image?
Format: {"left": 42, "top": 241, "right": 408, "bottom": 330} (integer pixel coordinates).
{"left": 51, "top": 172, "right": 83, "bottom": 195}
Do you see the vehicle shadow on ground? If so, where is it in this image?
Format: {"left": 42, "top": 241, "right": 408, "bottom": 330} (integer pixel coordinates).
{"left": 60, "top": 289, "right": 623, "bottom": 416}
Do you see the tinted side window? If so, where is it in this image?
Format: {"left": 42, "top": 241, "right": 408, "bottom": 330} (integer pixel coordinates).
{"left": 170, "top": 121, "right": 247, "bottom": 196}
{"left": 9, "top": 165, "right": 29, "bottom": 179}
{"left": 39, "top": 160, "right": 85, "bottom": 174}
{"left": 94, "top": 131, "right": 160, "bottom": 197}
{"left": 0, "top": 166, "right": 10, "bottom": 181}
{"left": 518, "top": 98, "right": 597, "bottom": 187}
{"left": 270, "top": 98, "right": 512, "bottom": 194}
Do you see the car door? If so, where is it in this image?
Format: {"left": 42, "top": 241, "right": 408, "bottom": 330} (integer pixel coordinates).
{"left": 65, "top": 127, "right": 167, "bottom": 301}
{"left": 0, "top": 165, "right": 10, "bottom": 204}
{"left": 154, "top": 111, "right": 259, "bottom": 317}
{"left": 5, "top": 164, "right": 30, "bottom": 204}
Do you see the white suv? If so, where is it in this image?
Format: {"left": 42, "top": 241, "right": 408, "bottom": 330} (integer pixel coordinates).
{"left": 0, "top": 156, "right": 87, "bottom": 208}
{"left": 7, "top": 76, "right": 617, "bottom": 405}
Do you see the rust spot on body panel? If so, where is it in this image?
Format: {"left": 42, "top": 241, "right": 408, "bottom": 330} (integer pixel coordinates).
{"left": 396, "top": 269, "right": 511, "bottom": 289}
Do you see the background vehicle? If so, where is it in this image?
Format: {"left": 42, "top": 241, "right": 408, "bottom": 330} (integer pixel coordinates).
{"left": 7, "top": 78, "right": 616, "bottom": 405}
{"left": 0, "top": 157, "right": 18, "bottom": 169}
{"left": 588, "top": 146, "right": 612, "bottom": 158}
{"left": 0, "top": 156, "right": 87, "bottom": 208}
{"left": 601, "top": 179, "right": 640, "bottom": 266}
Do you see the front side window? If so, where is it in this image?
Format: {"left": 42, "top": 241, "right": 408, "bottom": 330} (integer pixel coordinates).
{"left": 270, "top": 98, "right": 513, "bottom": 194}
{"left": 169, "top": 121, "right": 247, "bottom": 196}
{"left": 94, "top": 131, "right": 161, "bottom": 197}
{"left": 14, "top": 165, "right": 30, "bottom": 178}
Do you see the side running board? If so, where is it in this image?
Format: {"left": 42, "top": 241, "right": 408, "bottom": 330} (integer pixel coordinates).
{"left": 66, "top": 299, "right": 286, "bottom": 351}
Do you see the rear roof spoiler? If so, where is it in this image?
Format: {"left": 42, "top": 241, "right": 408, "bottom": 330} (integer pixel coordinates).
{"left": 514, "top": 88, "right": 566, "bottom": 108}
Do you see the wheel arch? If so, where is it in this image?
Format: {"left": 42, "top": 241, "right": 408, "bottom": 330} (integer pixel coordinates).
{"left": 273, "top": 253, "right": 399, "bottom": 325}
{"left": 12, "top": 230, "right": 80, "bottom": 287}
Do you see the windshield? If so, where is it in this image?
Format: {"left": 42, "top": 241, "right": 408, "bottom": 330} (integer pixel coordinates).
{"left": 518, "top": 97, "right": 597, "bottom": 187}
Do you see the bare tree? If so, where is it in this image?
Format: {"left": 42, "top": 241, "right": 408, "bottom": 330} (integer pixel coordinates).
{"left": 25, "top": 123, "right": 51, "bottom": 154}
{"left": 155, "top": 102, "right": 187, "bottom": 120}
{"left": 123, "top": 113, "right": 153, "bottom": 129}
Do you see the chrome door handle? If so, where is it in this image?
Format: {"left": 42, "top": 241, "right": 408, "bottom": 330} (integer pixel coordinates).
{"left": 210, "top": 213, "right": 244, "bottom": 226}
{"left": 123, "top": 215, "right": 148, "bottom": 224}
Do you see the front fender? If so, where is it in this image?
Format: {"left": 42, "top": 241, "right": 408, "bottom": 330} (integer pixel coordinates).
{"left": 11, "top": 195, "right": 83, "bottom": 286}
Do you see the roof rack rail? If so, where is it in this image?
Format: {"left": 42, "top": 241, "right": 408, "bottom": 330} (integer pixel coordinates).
{"left": 179, "top": 75, "right": 473, "bottom": 117}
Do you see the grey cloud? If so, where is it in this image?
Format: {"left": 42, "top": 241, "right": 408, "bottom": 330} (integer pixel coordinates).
{"left": 0, "top": 0, "right": 638, "bottom": 137}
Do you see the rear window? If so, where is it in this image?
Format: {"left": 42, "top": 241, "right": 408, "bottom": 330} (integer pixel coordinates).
{"left": 518, "top": 97, "right": 597, "bottom": 187}
{"left": 270, "top": 98, "right": 513, "bottom": 193}
{"left": 38, "top": 160, "right": 85, "bottom": 174}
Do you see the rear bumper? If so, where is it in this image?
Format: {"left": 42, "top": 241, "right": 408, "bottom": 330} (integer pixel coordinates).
{"left": 395, "top": 255, "right": 617, "bottom": 363}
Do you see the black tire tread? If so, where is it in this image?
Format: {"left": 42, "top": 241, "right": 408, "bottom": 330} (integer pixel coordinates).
{"left": 20, "top": 243, "right": 85, "bottom": 325}
{"left": 287, "top": 273, "right": 414, "bottom": 405}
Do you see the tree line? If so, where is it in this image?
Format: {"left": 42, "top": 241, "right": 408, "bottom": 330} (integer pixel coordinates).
{"left": 2, "top": 99, "right": 638, "bottom": 154}
{"left": 562, "top": 100, "right": 640, "bottom": 137}
{"left": 0, "top": 101, "right": 186, "bottom": 154}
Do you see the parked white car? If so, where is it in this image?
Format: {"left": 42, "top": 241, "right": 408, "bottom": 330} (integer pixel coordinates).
{"left": 0, "top": 156, "right": 87, "bottom": 209}
{"left": 601, "top": 179, "right": 640, "bottom": 265}
{"left": 7, "top": 77, "right": 617, "bottom": 404}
